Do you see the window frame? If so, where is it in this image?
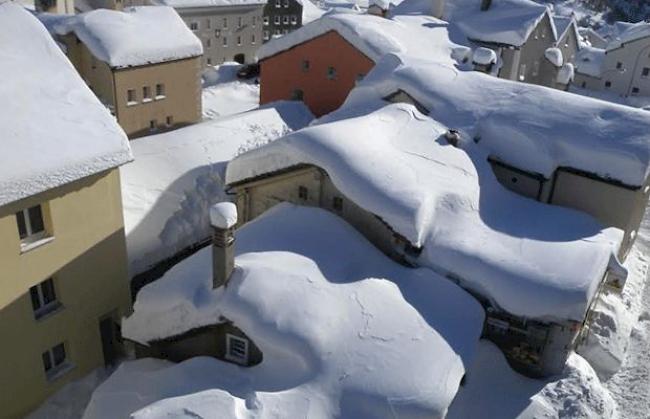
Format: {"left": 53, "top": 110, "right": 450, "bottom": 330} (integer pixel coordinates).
{"left": 225, "top": 334, "right": 249, "bottom": 365}
{"left": 142, "top": 85, "right": 152, "bottom": 102}
{"left": 189, "top": 21, "right": 199, "bottom": 31}
{"left": 42, "top": 342, "right": 71, "bottom": 381}
{"left": 298, "top": 185, "right": 308, "bottom": 200}
{"left": 30, "top": 277, "right": 61, "bottom": 320}
{"left": 326, "top": 66, "right": 337, "bottom": 80}
{"left": 16, "top": 205, "right": 46, "bottom": 244}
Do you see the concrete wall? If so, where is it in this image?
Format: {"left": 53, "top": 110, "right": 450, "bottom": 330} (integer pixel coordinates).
{"left": 179, "top": 5, "right": 264, "bottom": 66}
{"left": 0, "top": 170, "right": 131, "bottom": 418}
{"left": 600, "top": 38, "right": 650, "bottom": 97}
{"left": 262, "top": 0, "right": 302, "bottom": 42}
{"left": 260, "top": 31, "right": 375, "bottom": 117}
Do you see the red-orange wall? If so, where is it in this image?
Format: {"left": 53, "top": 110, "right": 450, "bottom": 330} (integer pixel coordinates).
{"left": 260, "top": 31, "right": 375, "bottom": 117}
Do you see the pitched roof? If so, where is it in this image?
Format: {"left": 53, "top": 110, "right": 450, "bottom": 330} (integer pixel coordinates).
{"left": 0, "top": 2, "right": 132, "bottom": 206}
{"left": 608, "top": 21, "right": 650, "bottom": 51}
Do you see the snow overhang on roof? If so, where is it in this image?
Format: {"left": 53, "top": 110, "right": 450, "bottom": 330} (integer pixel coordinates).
{"left": 45, "top": 6, "right": 203, "bottom": 68}
{"left": 0, "top": 2, "right": 132, "bottom": 207}
{"left": 227, "top": 103, "right": 624, "bottom": 321}
{"left": 575, "top": 45, "right": 605, "bottom": 78}
{"left": 256, "top": 13, "right": 457, "bottom": 63}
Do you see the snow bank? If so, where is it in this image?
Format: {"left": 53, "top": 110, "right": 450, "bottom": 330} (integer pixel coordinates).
{"left": 201, "top": 63, "right": 260, "bottom": 120}
{"left": 115, "top": 204, "right": 485, "bottom": 418}
{"left": 121, "top": 102, "right": 313, "bottom": 276}
{"left": 257, "top": 13, "right": 459, "bottom": 65}
{"left": 47, "top": 6, "right": 203, "bottom": 68}
{"left": 545, "top": 46, "right": 563, "bottom": 67}
{"left": 448, "top": 341, "right": 617, "bottom": 419}
{"left": 227, "top": 103, "right": 623, "bottom": 321}
{"left": 338, "top": 55, "right": 650, "bottom": 187}
{"left": 0, "top": 3, "right": 131, "bottom": 207}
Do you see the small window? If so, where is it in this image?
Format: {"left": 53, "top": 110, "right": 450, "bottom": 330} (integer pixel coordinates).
{"left": 275, "top": 0, "right": 280, "bottom": 7}
{"left": 291, "top": 15, "right": 297, "bottom": 25}
{"left": 206, "top": 18, "right": 211, "bottom": 29}
{"left": 282, "top": 15, "right": 289, "bottom": 24}
{"left": 642, "top": 67, "right": 650, "bottom": 78}
{"left": 252, "top": 16, "right": 257, "bottom": 27}
{"left": 283, "top": 0, "right": 289, "bottom": 7}
{"left": 142, "top": 85, "right": 152, "bottom": 101}
{"left": 327, "top": 66, "right": 337, "bottom": 80}
{"left": 605, "top": 80, "right": 612, "bottom": 88}
{"left": 42, "top": 343, "right": 68, "bottom": 380}
{"left": 291, "top": 88, "right": 303, "bottom": 100}
{"left": 190, "top": 22, "right": 198, "bottom": 31}
{"left": 127, "top": 89, "right": 137, "bottom": 105}
{"left": 155, "top": 83, "right": 165, "bottom": 98}
{"left": 274, "top": 15, "right": 280, "bottom": 24}
{"left": 207, "top": 58, "right": 212, "bottom": 65}
{"left": 274, "top": 29, "right": 281, "bottom": 35}
{"left": 30, "top": 278, "right": 60, "bottom": 319}
{"left": 518, "top": 63, "right": 526, "bottom": 81}
{"left": 238, "top": 17, "right": 243, "bottom": 28}
{"left": 251, "top": 34, "right": 256, "bottom": 45}
{"left": 225, "top": 334, "right": 249, "bottom": 364}
{"left": 301, "top": 59, "right": 310, "bottom": 72}
{"left": 223, "top": 37, "right": 228, "bottom": 47}
{"left": 298, "top": 186, "right": 308, "bottom": 200}
{"left": 16, "top": 205, "right": 45, "bottom": 242}
{"left": 166, "top": 116, "right": 173, "bottom": 126}
{"left": 223, "top": 17, "right": 228, "bottom": 28}
{"left": 263, "top": 30, "right": 270, "bottom": 40}
{"left": 632, "top": 87, "right": 640, "bottom": 96}
{"left": 263, "top": 16, "right": 269, "bottom": 25}
{"left": 283, "top": 29, "right": 289, "bottom": 34}
{"left": 206, "top": 38, "right": 211, "bottom": 48}
{"left": 333, "top": 197, "right": 343, "bottom": 211}
{"left": 149, "top": 120, "right": 157, "bottom": 130}
{"left": 581, "top": 81, "right": 586, "bottom": 88}
{"left": 616, "top": 62, "right": 623, "bottom": 70}
{"left": 237, "top": 36, "right": 242, "bottom": 46}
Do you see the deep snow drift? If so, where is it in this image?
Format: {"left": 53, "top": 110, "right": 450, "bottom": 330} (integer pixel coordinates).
{"left": 0, "top": 2, "right": 132, "bottom": 207}
{"left": 121, "top": 102, "right": 313, "bottom": 276}
{"left": 104, "top": 204, "right": 486, "bottom": 418}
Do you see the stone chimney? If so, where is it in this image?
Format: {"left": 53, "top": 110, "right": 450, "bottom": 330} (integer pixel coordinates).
{"left": 480, "top": 0, "right": 492, "bottom": 11}
{"left": 210, "top": 202, "right": 238, "bottom": 289}
{"left": 431, "top": 0, "right": 444, "bottom": 18}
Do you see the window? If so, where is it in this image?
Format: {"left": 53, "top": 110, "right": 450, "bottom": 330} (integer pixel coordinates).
{"left": 643, "top": 67, "right": 650, "bottom": 78}
{"left": 532, "top": 60, "right": 539, "bottom": 77}
{"left": 142, "top": 85, "right": 152, "bottom": 101}
{"left": 237, "top": 36, "right": 242, "bottom": 46}
{"left": 225, "top": 334, "right": 249, "bottom": 364}
{"left": 127, "top": 89, "right": 137, "bottom": 105}
{"left": 42, "top": 343, "right": 69, "bottom": 380}
{"left": 541, "top": 27, "right": 546, "bottom": 38}
{"left": 616, "top": 62, "right": 623, "bottom": 70}
{"left": 30, "top": 278, "right": 59, "bottom": 319}
{"left": 238, "top": 17, "right": 243, "bottom": 28}
{"left": 518, "top": 63, "right": 526, "bottom": 81}
{"left": 206, "top": 38, "right": 212, "bottom": 48}
{"left": 16, "top": 205, "right": 45, "bottom": 242}
{"left": 166, "top": 115, "right": 173, "bottom": 126}
{"left": 215, "top": 28, "right": 221, "bottom": 37}
{"left": 252, "top": 16, "right": 257, "bottom": 27}
{"left": 274, "top": 15, "right": 280, "bottom": 24}
{"left": 91, "top": 56, "right": 97, "bottom": 70}
{"left": 223, "top": 17, "right": 228, "bottom": 28}
{"left": 283, "top": 15, "right": 289, "bottom": 24}
{"left": 605, "top": 80, "right": 612, "bottom": 88}
{"left": 155, "top": 83, "right": 165, "bottom": 98}
{"left": 282, "top": 28, "right": 289, "bottom": 34}
{"left": 190, "top": 22, "right": 198, "bottom": 31}
{"left": 251, "top": 34, "right": 256, "bottom": 45}
{"left": 149, "top": 120, "right": 157, "bottom": 130}
{"left": 283, "top": 0, "right": 289, "bottom": 7}
{"left": 332, "top": 197, "right": 343, "bottom": 211}
{"left": 298, "top": 186, "right": 308, "bottom": 200}
{"left": 263, "top": 16, "right": 269, "bottom": 25}
{"left": 223, "top": 37, "right": 228, "bottom": 47}
{"left": 327, "top": 66, "right": 337, "bottom": 80}
{"left": 274, "top": 29, "right": 281, "bottom": 35}
{"left": 301, "top": 59, "right": 310, "bottom": 72}
{"left": 632, "top": 87, "right": 640, "bottom": 96}
{"left": 291, "top": 15, "right": 297, "bottom": 25}
{"left": 206, "top": 18, "right": 211, "bottom": 29}
{"left": 291, "top": 88, "right": 303, "bottom": 100}
{"left": 207, "top": 58, "right": 212, "bottom": 65}
{"left": 275, "top": 0, "right": 280, "bottom": 7}
{"left": 263, "top": 30, "right": 270, "bottom": 40}
{"left": 581, "top": 81, "right": 586, "bottom": 88}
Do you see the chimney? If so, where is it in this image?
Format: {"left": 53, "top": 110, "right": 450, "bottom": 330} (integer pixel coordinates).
{"left": 480, "top": 0, "right": 492, "bottom": 11}
{"left": 431, "top": 0, "right": 444, "bottom": 18}
{"left": 210, "top": 202, "right": 238, "bottom": 289}
{"left": 368, "top": 0, "right": 390, "bottom": 17}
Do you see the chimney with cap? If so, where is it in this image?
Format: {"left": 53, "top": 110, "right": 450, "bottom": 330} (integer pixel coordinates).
{"left": 210, "top": 202, "right": 238, "bottom": 289}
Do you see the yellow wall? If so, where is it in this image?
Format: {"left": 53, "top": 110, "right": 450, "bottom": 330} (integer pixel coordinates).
{"left": 0, "top": 169, "right": 131, "bottom": 419}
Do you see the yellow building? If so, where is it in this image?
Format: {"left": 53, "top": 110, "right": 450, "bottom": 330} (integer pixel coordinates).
{"left": 0, "top": 3, "right": 133, "bottom": 417}
{"left": 42, "top": 6, "right": 204, "bottom": 139}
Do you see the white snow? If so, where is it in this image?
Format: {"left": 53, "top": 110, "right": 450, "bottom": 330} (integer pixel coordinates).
{"left": 0, "top": 2, "right": 132, "bottom": 207}
{"left": 121, "top": 101, "right": 313, "bottom": 276}
{"left": 257, "top": 13, "right": 460, "bottom": 66}
{"left": 338, "top": 54, "right": 650, "bottom": 187}
{"left": 557, "top": 62, "right": 575, "bottom": 84}
{"left": 300, "top": 0, "right": 326, "bottom": 24}
{"left": 210, "top": 202, "right": 237, "bottom": 229}
{"left": 112, "top": 204, "right": 486, "bottom": 418}
{"left": 575, "top": 45, "right": 606, "bottom": 77}
{"left": 45, "top": 6, "right": 203, "bottom": 68}
{"left": 608, "top": 21, "right": 650, "bottom": 50}
{"left": 545, "top": 46, "right": 564, "bottom": 66}
{"left": 472, "top": 47, "right": 497, "bottom": 65}
{"left": 227, "top": 103, "right": 624, "bottom": 322}
{"left": 154, "top": 0, "right": 264, "bottom": 7}
{"left": 202, "top": 63, "right": 260, "bottom": 120}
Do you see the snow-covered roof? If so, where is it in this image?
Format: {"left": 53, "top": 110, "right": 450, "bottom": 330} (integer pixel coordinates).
{"left": 608, "top": 21, "right": 650, "bottom": 51}
{"left": 0, "top": 2, "right": 131, "bottom": 207}
{"left": 257, "top": 13, "right": 460, "bottom": 64}
{"left": 450, "top": 0, "right": 553, "bottom": 47}
{"left": 227, "top": 103, "right": 624, "bottom": 321}
{"left": 151, "top": 0, "right": 265, "bottom": 9}
{"left": 300, "top": 0, "right": 325, "bottom": 24}
{"left": 119, "top": 203, "right": 484, "bottom": 418}
{"left": 45, "top": 6, "right": 203, "bottom": 68}
{"left": 122, "top": 101, "right": 314, "bottom": 276}
{"left": 341, "top": 55, "right": 650, "bottom": 187}
{"left": 575, "top": 45, "right": 605, "bottom": 78}
{"left": 552, "top": 15, "right": 576, "bottom": 40}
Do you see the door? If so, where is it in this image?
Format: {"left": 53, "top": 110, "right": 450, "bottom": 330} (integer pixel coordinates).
{"left": 99, "top": 316, "right": 117, "bottom": 367}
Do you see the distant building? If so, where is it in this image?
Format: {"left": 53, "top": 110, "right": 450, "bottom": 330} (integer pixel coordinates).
{"left": 41, "top": 6, "right": 203, "bottom": 138}
{"left": 262, "top": 0, "right": 303, "bottom": 42}
{"left": 575, "top": 22, "right": 650, "bottom": 98}
{"left": 154, "top": 0, "right": 266, "bottom": 66}
{"left": 0, "top": 4, "right": 133, "bottom": 418}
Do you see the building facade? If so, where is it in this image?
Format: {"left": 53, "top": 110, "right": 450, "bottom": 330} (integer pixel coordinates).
{"left": 262, "top": 0, "right": 303, "bottom": 42}
{"left": 0, "top": 170, "right": 132, "bottom": 419}
{"left": 173, "top": 3, "right": 265, "bottom": 66}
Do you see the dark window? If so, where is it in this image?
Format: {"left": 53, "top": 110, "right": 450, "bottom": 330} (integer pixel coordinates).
{"left": 581, "top": 81, "right": 586, "bottom": 88}
{"left": 616, "top": 62, "right": 623, "bottom": 70}
{"left": 166, "top": 116, "right": 173, "bottom": 126}
{"left": 643, "top": 67, "right": 650, "bottom": 77}
{"left": 632, "top": 87, "right": 640, "bottom": 95}
{"left": 149, "top": 120, "right": 157, "bottom": 130}
{"left": 301, "top": 60, "right": 310, "bottom": 72}
{"left": 16, "top": 205, "right": 45, "bottom": 240}
{"left": 605, "top": 80, "right": 611, "bottom": 88}
{"left": 283, "top": 0, "right": 289, "bottom": 6}
{"left": 42, "top": 342, "right": 66, "bottom": 374}
{"left": 142, "top": 86, "right": 151, "bottom": 100}
{"left": 291, "top": 89, "right": 304, "bottom": 100}
{"left": 511, "top": 177, "right": 518, "bottom": 184}
{"left": 298, "top": 186, "right": 308, "bottom": 200}
{"left": 127, "top": 89, "right": 136, "bottom": 103}
{"left": 156, "top": 83, "right": 165, "bottom": 97}
{"left": 333, "top": 197, "right": 343, "bottom": 211}
{"left": 327, "top": 66, "right": 337, "bottom": 80}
